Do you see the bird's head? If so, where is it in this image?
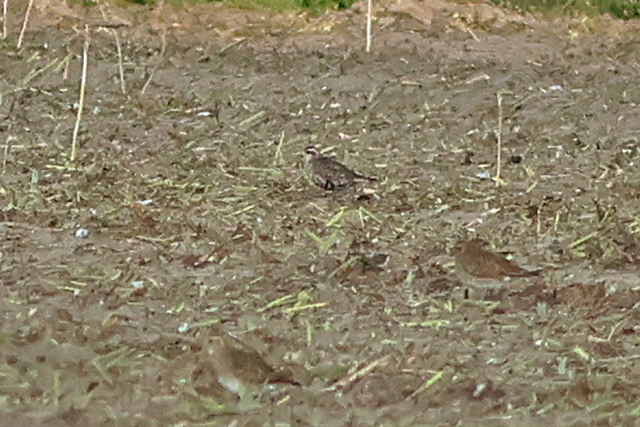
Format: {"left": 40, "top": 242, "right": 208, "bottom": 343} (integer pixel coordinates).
{"left": 304, "top": 145, "right": 320, "bottom": 162}
{"left": 452, "top": 238, "right": 486, "bottom": 256}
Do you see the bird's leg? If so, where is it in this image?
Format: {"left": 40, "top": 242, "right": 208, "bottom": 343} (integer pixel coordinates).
{"left": 324, "top": 180, "right": 335, "bottom": 191}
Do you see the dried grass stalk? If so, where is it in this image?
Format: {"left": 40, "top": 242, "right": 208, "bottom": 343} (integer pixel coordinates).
{"left": 71, "top": 26, "right": 90, "bottom": 162}
{"left": 17, "top": 0, "right": 34, "bottom": 49}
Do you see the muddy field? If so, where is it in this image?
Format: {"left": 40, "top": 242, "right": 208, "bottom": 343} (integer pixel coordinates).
{"left": 1, "top": 1, "right": 640, "bottom": 426}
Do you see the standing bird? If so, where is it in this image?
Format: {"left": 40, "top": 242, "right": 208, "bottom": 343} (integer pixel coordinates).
{"left": 304, "top": 146, "right": 377, "bottom": 191}
{"left": 453, "top": 238, "right": 540, "bottom": 284}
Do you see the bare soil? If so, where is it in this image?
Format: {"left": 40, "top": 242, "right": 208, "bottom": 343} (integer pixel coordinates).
{"left": 1, "top": 1, "right": 640, "bottom": 426}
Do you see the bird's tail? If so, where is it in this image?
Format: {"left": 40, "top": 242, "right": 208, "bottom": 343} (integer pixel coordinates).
{"left": 355, "top": 174, "right": 377, "bottom": 182}
{"left": 512, "top": 269, "right": 542, "bottom": 278}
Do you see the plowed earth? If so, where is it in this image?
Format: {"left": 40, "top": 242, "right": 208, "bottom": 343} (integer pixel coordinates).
{"left": 1, "top": 1, "right": 640, "bottom": 426}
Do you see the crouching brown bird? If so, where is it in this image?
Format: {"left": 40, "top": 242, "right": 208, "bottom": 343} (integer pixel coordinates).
{"left": 453, "top": 238, "right": 540, "bottom": 285}
{"left": 207, "top": 334, "right": 298, "bottom": 398}
{"left": 304, "top": 146, "right": 377, "bottom": 191}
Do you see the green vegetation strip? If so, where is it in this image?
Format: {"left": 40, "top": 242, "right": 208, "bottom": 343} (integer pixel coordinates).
{"left": 101, "top": 0, "right": 356, "bottom": 14}
{"left": 82, "top": 0, "right": 640, "bottom": 20}
{"left": 492, "top": 0, "right": 640, "bottom": 19}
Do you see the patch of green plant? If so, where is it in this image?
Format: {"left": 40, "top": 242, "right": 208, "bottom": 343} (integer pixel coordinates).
{"left": 116, "top": 0, "right": 355, "bottom": 12}
{"left": 298, "top": 0, "right": 353, "bottom": 11}
{"left": 606, "top": 0, "right": 640, "bottom": 18}
{"left": 69, "top": 0, "right": 99, "bottom": 6}
{"left": 79, "top": 0, "right": 640, "bottom": 17}
{"left": 491, "top": 0, "right": 640, "bottom": 19}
